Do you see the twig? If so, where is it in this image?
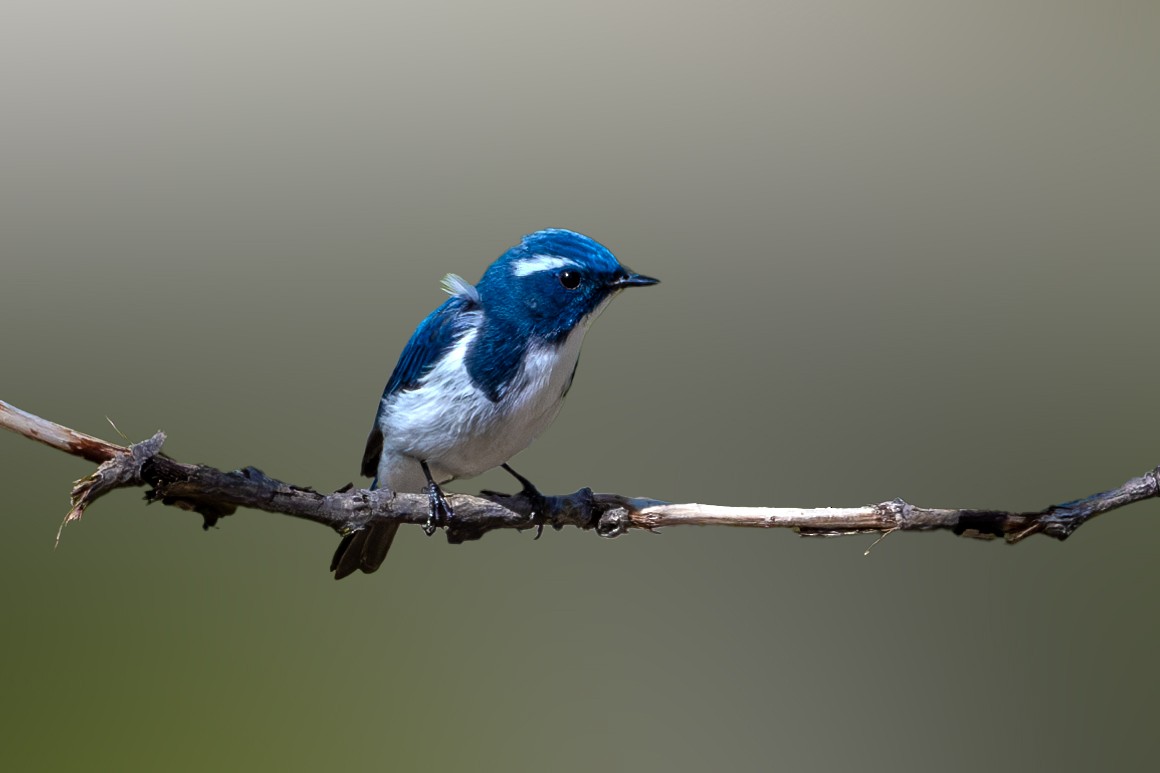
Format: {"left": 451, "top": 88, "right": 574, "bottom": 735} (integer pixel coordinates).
{"left": 2, "top": 398, "right": 1156, "bottom": 553}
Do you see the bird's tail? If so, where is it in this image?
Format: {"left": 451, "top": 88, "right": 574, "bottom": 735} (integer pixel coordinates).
{"left": 331, "top": 521, "right": 399, "bottom": 579}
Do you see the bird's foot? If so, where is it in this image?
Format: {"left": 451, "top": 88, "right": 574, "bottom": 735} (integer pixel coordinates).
{"left": 492, "top": 463, "right": 549, "bottom": 538}
{"left": 420, "top": 460, "right": 454, "bottom": 536}
{"left": 423, "top": 480, "right": 454, "bottom": 536}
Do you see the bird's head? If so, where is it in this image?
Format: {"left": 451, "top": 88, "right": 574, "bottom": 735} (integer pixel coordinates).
{"left": 474, "top": 229, "right": 659, "bottom": 343}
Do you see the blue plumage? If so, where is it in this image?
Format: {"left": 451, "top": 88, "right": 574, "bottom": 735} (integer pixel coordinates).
{"left": 361, "top": 294, "right": 479, "bottom": 480}
{"left": 336, "top": 228, "right": 658, "bottom": 578}
{"left": 383, "top": 296, "right": 479, "bottom": 398}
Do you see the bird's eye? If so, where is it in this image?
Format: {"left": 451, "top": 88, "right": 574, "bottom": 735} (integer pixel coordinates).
{"left": 558, "top": 270, "right": 582, "bottom": 290}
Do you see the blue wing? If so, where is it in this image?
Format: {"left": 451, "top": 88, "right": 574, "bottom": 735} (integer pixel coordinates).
{"left": 361, "top": 295, "right": 477, "bottom": 478}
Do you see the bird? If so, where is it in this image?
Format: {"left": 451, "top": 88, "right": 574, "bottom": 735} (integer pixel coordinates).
{"left": 331, "top": 228, "right": 659, "bottom": 578}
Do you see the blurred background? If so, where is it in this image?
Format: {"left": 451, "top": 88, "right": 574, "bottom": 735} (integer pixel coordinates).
{"left": 2, "top": 1, "right": 1158, "bottom": 770}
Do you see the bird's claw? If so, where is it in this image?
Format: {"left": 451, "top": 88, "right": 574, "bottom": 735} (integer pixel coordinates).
{"left": 479, "top": 489, "right": 546, "bottom": 536}
{"left": 519, "top": 486, "right": 549, "bottom": 538}
{"left": 506, "top": 467, "right": 550, "bottom": 538}
{"left": 423, "top": 480, "right": 454, "bottom": 536}
{"left": 481, "top": 465, "right": 550, "bottom": 538}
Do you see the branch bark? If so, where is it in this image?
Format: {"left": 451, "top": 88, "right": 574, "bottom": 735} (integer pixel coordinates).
{"left": 2, "top": 398, "right": 1156, "bottom": 551}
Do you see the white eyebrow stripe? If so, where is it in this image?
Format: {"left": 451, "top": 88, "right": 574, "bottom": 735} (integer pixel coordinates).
{"left": 511, "top": 255, "right": 575, "bottom": 277}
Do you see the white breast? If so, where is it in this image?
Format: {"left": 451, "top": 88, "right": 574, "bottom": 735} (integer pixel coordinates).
{"left": 377, "top": 320, "right": 593, "bottom": 490}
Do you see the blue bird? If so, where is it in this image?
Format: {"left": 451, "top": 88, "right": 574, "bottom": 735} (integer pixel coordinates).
{"left": 332, "top": 229, "right": 659, "bottom": 578}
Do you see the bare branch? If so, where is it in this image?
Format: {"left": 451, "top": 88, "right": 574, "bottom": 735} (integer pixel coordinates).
{"left": 2, "top": 399, "right": 1157, "bottom": 551}
{"left": 0, "top": 399, "right": 125, "bottom": 463}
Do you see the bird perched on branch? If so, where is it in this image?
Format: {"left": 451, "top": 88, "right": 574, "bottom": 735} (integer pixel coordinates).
{"left": 332, "top": 229, "right": 659, "bottom": 578}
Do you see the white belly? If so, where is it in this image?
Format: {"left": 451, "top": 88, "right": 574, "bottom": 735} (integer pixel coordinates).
{"left": 377, "top": 324, "right": 589, "bottom": 491}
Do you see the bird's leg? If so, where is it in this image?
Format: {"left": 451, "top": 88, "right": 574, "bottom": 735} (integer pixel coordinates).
{"left": 500, "top": 463, "right": 549, "bottom": 539}
{"left": 420, "top": 460, "right": 454, "bottom": 536}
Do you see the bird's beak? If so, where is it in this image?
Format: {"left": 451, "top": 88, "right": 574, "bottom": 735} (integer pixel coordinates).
{"left": 613, "top": 271, "right": 660, "bottom": 288}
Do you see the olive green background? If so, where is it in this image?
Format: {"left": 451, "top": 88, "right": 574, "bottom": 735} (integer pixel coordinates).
{"left": 3, "top": 2, "right": 1158, "bottom": 771}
